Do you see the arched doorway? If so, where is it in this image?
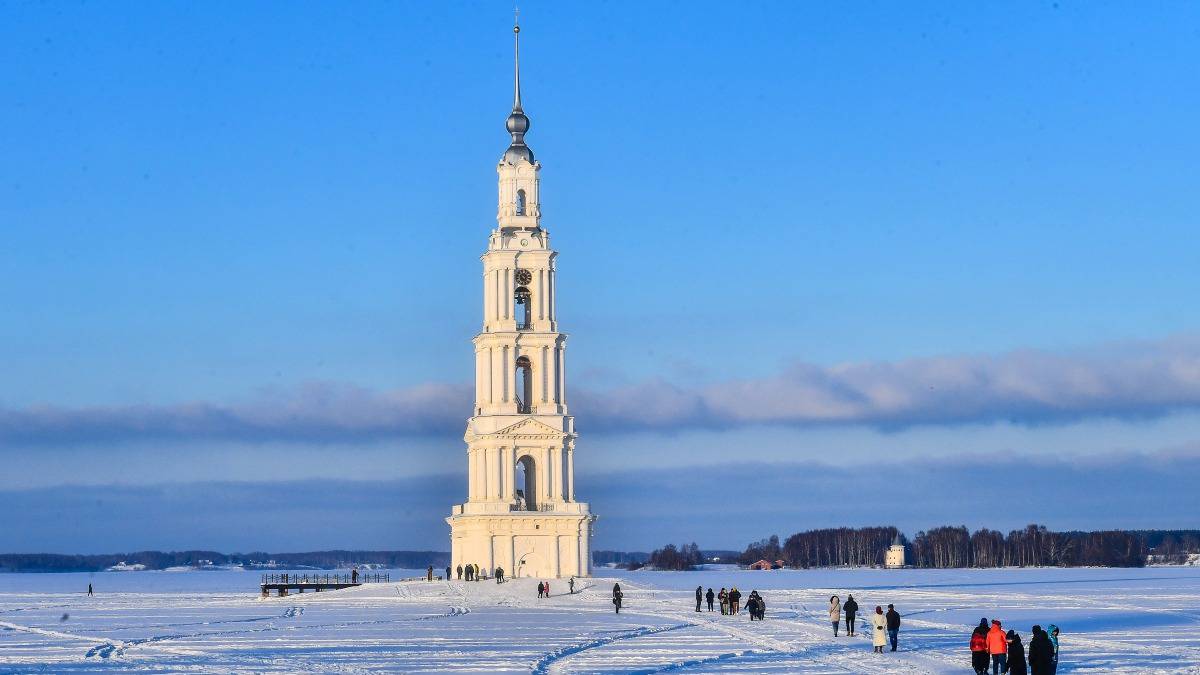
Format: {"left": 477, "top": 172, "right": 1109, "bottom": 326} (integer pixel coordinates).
{"left": 515, "top": 454, "right": 536, "bottom": 511}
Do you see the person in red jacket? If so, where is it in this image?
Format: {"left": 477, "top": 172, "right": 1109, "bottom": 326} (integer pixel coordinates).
{"left": 988, "top": 619, "right": 1008, "bottom": 674}
{"left": 970, "top": 619, "right": 990, "bottom": 674}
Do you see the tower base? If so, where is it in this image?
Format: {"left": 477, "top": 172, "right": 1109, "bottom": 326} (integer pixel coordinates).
{"left": 447, "top": 512, "right": 595, "bottom": 579}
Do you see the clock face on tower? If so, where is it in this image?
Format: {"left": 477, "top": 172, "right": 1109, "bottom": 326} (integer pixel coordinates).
{"left": 515, "top": 269, "right": 532, "bottom": 285}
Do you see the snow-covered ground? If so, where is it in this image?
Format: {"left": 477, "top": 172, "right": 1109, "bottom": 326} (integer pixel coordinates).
{"left": 2, "top": 566, "right": 1198, "bottom": 673}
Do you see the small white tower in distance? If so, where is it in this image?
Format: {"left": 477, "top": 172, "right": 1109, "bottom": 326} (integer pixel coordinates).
{"left": 885, "top": 534, "right": 906, "bottom": 568}
{"left": 445, "top": 17, "right": 596, "bottom": 580}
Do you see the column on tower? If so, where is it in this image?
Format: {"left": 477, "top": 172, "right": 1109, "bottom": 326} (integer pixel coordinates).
{"left": 567, "top": 443, "right": 575, "bottom": 501}
{"left": 540, "top": 345, "right": 549, "bottom": 405}
{"left": 541, "top": 446, "right": 552, "bottom": 505}
{"left": 538, "top": 269, "right": 546, "bottom": 322}
{"left": 549, "top": 445, "right": 561, "bottom": 503}
{"left": 486, "top": 445, "right": 497, "bottom": 500}
{"left": 501, "top": 345, "right": 509, "bottom": 403}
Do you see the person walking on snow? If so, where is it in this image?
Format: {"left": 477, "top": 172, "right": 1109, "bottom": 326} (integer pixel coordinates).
{"left": 1028, "top": 625, "right": 1055, "bottom": 675}
{"left": 537, "top": 581, "right": 545, "bottom": 598}
{"left": 1047, "top": 624, "right": 1060, "bottom": 674}
{"left": 870, "top": 606, "right": 887, "bottom": 653}
{"left": 829, "top": 595, "right": 841, "bottom": 636}
{"left": 886, "top": 604, "right": 901, "bottom": 651}
{"left": 445, "top": 566, "right": 451, "bottom": 581}
{"left": 745, "top": 593, "right": 759, "bottom": 621}
{"left": 568, "top": 577, "right": 574, "bottom": 594}
{"left": 427, "top": 565, "right": 433, "bottom": 581}
{"left": 729, "top": 588, "right": 741, "bottom": 615}
{"left": 87, "top": 583, "right": 93, "bottom": 597}
{"left": 612, "top": 583, "right": 623, "bottom": 614}
{"left": 695, "top": 586, "right": 703, "bottom": 612}
{"left": 718, "top": 588, "right": 728, "bottom": 615}
{"left": 843, "top": 594, "right": 859, "bottom": 636}
{"left": 971, "top": 619, "right": 990, "bottom": 675}
{"left": 496, "top": 567, "right": 504, "bottom": 583}
{"left": 751, "top": 592, "right": 765, "bottom": 620}
{"left": 706, "top": 587, "right": 715, "bottom": 611}
{"left": 351, "top": 567, "right": 359, "bottom": 584}
{"left": 1007, "top": 629, "right": 1028, "bottom": 675}
{"left": 456, "top": 565, "right": 463, "bottom": 580}
{"left": 988, "top": 619, "right": 1009, "bottom": 674}
{"left": 544, "top": 581, "right": 550, "bottom": 595}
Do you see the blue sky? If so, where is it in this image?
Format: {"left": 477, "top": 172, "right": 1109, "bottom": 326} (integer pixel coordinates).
{"left": 2, "top": 1, "right": 1199, "bottom": 552}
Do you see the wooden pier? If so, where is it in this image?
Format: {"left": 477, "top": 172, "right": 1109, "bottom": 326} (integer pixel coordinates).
{"left": 260, "top": 572, "right": 390, "bottom": 597}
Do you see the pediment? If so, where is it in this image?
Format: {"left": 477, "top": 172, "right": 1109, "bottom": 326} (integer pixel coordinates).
{"left": 485, "top": 417, "right": 567, "bottom": 439}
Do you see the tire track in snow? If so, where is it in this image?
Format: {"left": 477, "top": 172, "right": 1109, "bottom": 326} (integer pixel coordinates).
{"left": 536, "top": 581, "right": 802, "bottom": 674}
{"left": 76, "top": 605, "right": 305, "bottom": 634}
{"left": 531, "top": 622, "right": 694, "bottom": 675}
{"left": 625, "top": 648, "right": 758, "bottom": 674}
{"left": 83, "top": 605, "right": 471, "bottom": 659}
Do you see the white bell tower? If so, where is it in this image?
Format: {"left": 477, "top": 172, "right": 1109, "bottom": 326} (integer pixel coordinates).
{"left": 446, "top": 18, "right": 595, "bottom": 580}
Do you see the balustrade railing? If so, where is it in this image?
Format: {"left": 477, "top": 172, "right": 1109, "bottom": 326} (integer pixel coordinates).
{"left": 260, "top": 572, "right": 389, "bottom": 585}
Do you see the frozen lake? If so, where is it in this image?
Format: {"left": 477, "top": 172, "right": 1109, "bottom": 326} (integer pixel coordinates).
{"left": 2, "top": 566, "right": 1198, "bottom": 673}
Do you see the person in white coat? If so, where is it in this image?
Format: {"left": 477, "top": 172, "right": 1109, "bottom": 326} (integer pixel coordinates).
{"left": 829, "top": 596, "right": 842, "bottom": 636}
{"left": 870, "top": 606, "right": 887, "bottom": 653}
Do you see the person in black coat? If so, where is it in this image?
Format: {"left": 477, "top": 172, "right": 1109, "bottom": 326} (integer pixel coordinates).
{"left": 885, "top": 604, "right": 901, "bottom": 651}
{"left": 1007, "top": 630, "right": 1028, "bottom": 675}
{"left": 695, "top": 586, "right": 703, "bottom": 612}
{"left": 1028, "top": 625, "right": 1055, "bottom": 675}
{"left": 843, "top": 595, "right": 859, "bottom": 636}
{"left": 445, "top": 566, "right": 451, "bottom": 581}
{"left": 705, "top": 587, "right": 715, "bottom": 611}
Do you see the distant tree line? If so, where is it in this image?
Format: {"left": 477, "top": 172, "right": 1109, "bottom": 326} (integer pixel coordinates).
{"left": 909, "top": 525, "right": 1145, "bottom": 568}
{"left": 1134, "top": 530, "right": 1200, "bottom": 564}
{"left": 738, "top": 526, "right": 1200, "bottom": 569}
{"left": 643, "top": 543, "right": 704, "bottom": 571}
{"left": 0, "top": 550, "right": 448, "bottom": 573}
{"left": 741, "top": 528, "right": 901, "bottom": 568}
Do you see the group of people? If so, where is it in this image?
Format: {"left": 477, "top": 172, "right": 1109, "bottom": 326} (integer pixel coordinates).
{"left": 971, "top": 618, "right": 1060, "bottom": 675}
{"left": 694, "top": 587, "right": 768, "bottom": 619}
{"left": 828, "top": 595, "right": 902, "bottom": 652}
{"left": 453, "top": 564, "right": 504, "bottom": 582}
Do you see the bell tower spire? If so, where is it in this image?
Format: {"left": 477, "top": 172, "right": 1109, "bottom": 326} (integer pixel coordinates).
{"left": 513, "top": 9, "right": 523, "bottom": 112}
{"left": 502, "top": 12, "right": 535, "bottom": 168}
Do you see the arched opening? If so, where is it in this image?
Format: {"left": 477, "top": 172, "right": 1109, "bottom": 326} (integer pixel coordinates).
{"left": 514, "top": 286, "right": 531, "bottom": 329}
{"left": 515, "top": 455, "right": 536, "bottom": 511}
{"left": 515, "top": 189, "right": 527, "bottom": 216}
{"left": 514, "top": 356, "right": 532, "bottom": 414}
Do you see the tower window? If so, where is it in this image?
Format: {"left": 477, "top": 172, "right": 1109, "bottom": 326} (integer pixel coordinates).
{"left": 515, "top": 356, "right": 532, "bottom": 414}
{"left": 515, "top": 189, "right": 527, "bottom": 216}
{"left": 514, "top": 286, "right": 531, "bottom": 329}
